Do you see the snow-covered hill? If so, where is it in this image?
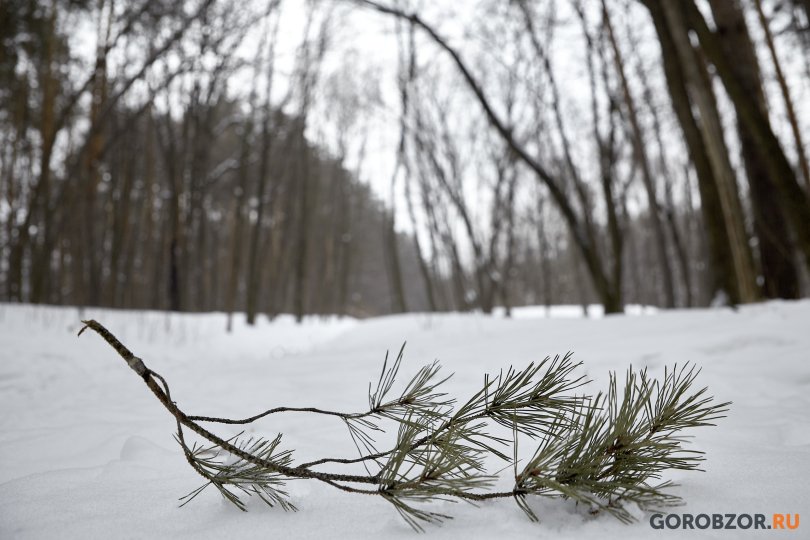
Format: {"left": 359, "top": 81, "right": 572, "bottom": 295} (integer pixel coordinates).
{"left": 1, "top": 302, "right": 807, "bottom": 538}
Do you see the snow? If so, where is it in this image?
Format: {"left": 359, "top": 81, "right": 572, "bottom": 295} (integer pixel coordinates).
{"left": 1, "top": 301, "right": 808, "bottom": 538}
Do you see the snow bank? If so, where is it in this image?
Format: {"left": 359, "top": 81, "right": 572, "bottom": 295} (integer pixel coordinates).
{"left": 1, "top": 301, "right": 808, "bottom": 538}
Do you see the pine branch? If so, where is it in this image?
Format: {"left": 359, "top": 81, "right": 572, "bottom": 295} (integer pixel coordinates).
{"left": 377, "top": 412, "right": 496, "bottom": 530}
{"left": 514, "top": 365, "right": 730, "bottom": 523}
{"left": 177, "top": 431, "right": 297, "bottom": 512}
{"left": 483, "top": 353, "right": 588, "bottom": 436}
{"left": 79, "top": 319, "right": 729, "bottom": 532}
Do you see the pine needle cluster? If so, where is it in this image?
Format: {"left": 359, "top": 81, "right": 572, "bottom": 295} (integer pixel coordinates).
{"left": 79, "top": 319, "right": 730, "bottom": 532}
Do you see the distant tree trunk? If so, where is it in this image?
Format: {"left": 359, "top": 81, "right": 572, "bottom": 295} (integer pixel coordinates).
{"left": 336, "top": 178, "right": 355, "bottom": 316}
{"left": 105, "top": 137, "right": 136, "bottom": 306}
{"left": 625, "top": 213, "right": 643, "bottom": 306}
{"left": 291, "top": 6, "right": 329, "bottom": 322}
{"left": 441, "top": 227, "right": 468, "bottom": 312}
{"left": 4, "top": 106, "right": 22, "bottom": 299}
{"left": 225, "top": 117, "right": 252, "bottom": 331}
{"left": 663, "top": 184, "right": 693, "bottom": 306}
{"left": 246, "top": 15, "right": 281, "bottom": 323}
{"left": 682, "top": 0, "right": 810, "bottom": 274}
{"left": 419, "top": 169, "right": 452, "bottom": 311}
{"left": 293, "top": 126, "right": 311, "bottom": 322}
{"left": 682, "top": 166, "right": 706, "bottom": 304}
{"left": 262, "top": 128, "right": 296, "bottom": 317}
{"left": 135, "top": 111, "right": 157, "bottom": 309}
{"left": 405, "top": 174, "right": 437, "bottom": 312}
{"left": 707, "top": 0, "right": 799, "bottom": 300}
{"left": 500, "top": 165, "right": 518, "bottom": 317}
{"left": 650, "top": 0, "right": 760, "bottom": 304}
{"left": 535, "top": 198, "right": 553, "bottom": 311}
{"left": 602, "top": 0, "right": 674, "bottom": 308}
{"left": 753, "top": 0, "right": 810, "bottom": 191}
{"left": 576, "top": 0, "right": 624, "bottom": 312}
{"left": 570, "top": 233, "right": 590, "bottom": 317}
{"left": 383, "top": 208, "right": 408, "bottom": 313}
{"left": 384, "top": 107, "right": 408, "bottom": 313}
{"left": 641, "top": 0, "right": 742, "bottom": 305}
{"left": 27, "top": 4, "right": 59, "bottom": 304}
{"left": 80, "top": 0, "right": 113, "bottom": 308}
{"left": 155, "top": 111, "right": 183, "bottom": 312}
{"left": 674, "top": 1, "right": 761, "bottom": 304}
{"left": 245, "top": 109, "right": 273, "bottom": 325}
{"left": 632, "top": 40, "right": 694, "bottom": 307}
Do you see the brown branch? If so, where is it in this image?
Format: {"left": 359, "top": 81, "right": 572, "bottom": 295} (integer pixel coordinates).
{"left": 79, "top": 319, "right": 377, "bottom": 486}
{"left": 188, "top": 407, "right": 376, "bottom": 425}
{"left": 77, "top": 319, "right": 521, "bottom": 504}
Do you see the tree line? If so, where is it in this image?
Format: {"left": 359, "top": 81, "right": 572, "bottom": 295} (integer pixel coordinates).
{"left": 1, "top": 0, "right": 809, "bottom": 321}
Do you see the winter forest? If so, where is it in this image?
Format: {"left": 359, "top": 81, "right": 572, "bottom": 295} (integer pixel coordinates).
{"left": 1, "top": 0, "right": 810, "bottom": 538}
{"left": 2, "top": 0, "right": 809, "bottom": 320}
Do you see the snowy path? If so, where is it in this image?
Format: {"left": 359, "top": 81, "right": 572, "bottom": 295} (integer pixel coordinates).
{"left": 1, "top": 302, "right": 808, "bottom": 538}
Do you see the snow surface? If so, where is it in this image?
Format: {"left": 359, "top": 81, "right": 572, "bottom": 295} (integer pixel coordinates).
{"left": 1, "top": 301, "right": 808, "bottom": 538}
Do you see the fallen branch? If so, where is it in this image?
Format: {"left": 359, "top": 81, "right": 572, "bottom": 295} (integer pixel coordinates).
{"left": 79, "top": 319, "right": 729, "bottom": 531}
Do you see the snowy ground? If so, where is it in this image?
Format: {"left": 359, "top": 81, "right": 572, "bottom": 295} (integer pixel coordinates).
{"left": 1, "top": 301, "right": 808, "bottom": 538}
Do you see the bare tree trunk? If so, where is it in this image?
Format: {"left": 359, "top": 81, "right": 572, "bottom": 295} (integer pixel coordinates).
{"left": 708, "top": 0, "right": 799, "bottom": 299}
{"left": 27, "top": 2, "right": 59, "bottom": 304}
{"left": 246, "top": 12, "right": 281, "bottom": 324}
{"left": 405, "top": 174, "right": 437, "bottom": 312}
{"left": 225, "top": 117, "right": 252, "bottom": 331}
{"left": 336, "top": 175, "right": 355, "bottom": 316}
{"left": 155, "top": 108, "right": 184, "bottom": 312}
{"left": 383, "top": 210, "right": 408, "bottom": 313}
{"left": 293, "top": 124, "right": 311, "bottom": 322}
{"left": 245, "top": 108, "right": 273, "bottom": 325}
{"left": 384, "top": 78, "right": 408, "bottom": 313}
{"left": 602, "top": 1, "right": 674, "bottom": 308}
{"left": 641, "top": 0, "right": 742, "bottom": 304}
{"left": 570, "top": 232, "right": 590, "bottom": 317}
{"left": 682, "top": 0, "right": 810, "bottom": 273}
{"left": 500, "top": 164, "right": 518, "bottom": 317}
{"left": 418, "top": 166, "right": 452, "bottom": 311}
{"left": 657, "top": 0, "right": 760, "bottom": 304}
{"left": 535, "top": 198, "right": 553, "bottom": 311}
{"left": 292, "top": 5, "right": 330, "bottom": 322}
{"left": 752, "top": 0, "right": 810, "bottom": 191}
{"left": 575, "top": 0, "right": 624, "bottom": 311}
{"left": 135, "top": 111, "right": 157, "bottom": 309}
{"left": 105, "top": 137, "right": 136, "bottom": 306}
{"left": 630, "top": 31, "right": 694, "bottom": 307}
{"left": 81, "top": 0, "right": 113, "bottom": 308}
{"left": 624, "top": 213, "right": 643, "bottom": 306}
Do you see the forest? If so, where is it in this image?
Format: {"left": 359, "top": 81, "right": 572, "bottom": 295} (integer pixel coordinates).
{"left": 1, "top": 0, "right": 809, "bottom": 321}
{"left": 2, "top": 2, "right": 810, "bottom": 535}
